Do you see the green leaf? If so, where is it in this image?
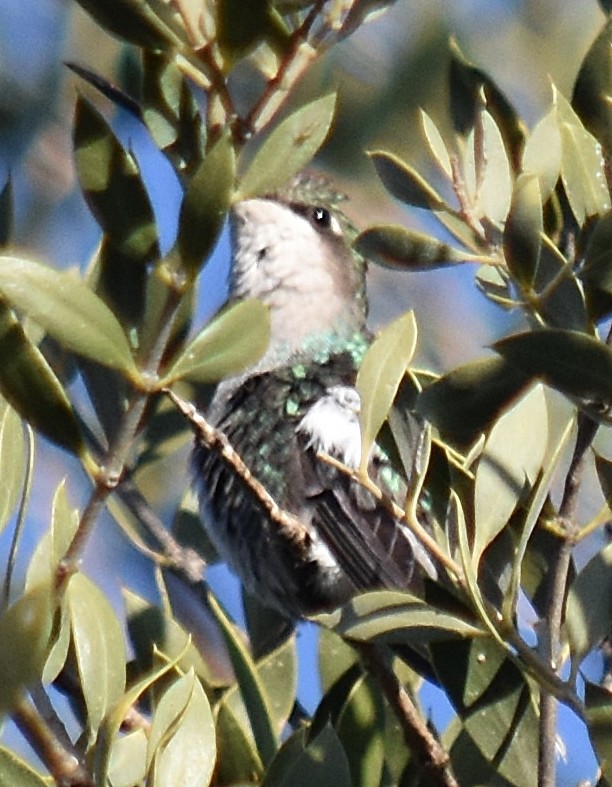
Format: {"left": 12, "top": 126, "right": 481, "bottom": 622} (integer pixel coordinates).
{"left": 355, "top": 224, "right": 478, "bottom": 270}
{"left": 522, "top": 105, "right": 562, "bottom": 202}
{"left": 556, "top": 88, "right": 611, "bottom": 224}
{"left": 369, "top": 151, "right": 447, "bottom": 210}
{"left": 503, "top": 173, "right": 542, "bottom": 288}
{"left": 207, "top": 591, "right": 278, "bottom": 767}
{"left": 416, "top": 356, "right": 531, "bottom": 448}
{"left": 162, "top": 299, "right": 269, "bottom": 384}
{"left": 0, "top": 746, "right": 49, "bottom": 787}
{"left": 449, "top": 37, "right": 525, "bottom": 169}
{"left": 534, "top": 236, "right": 587, "bottom": 331}
{"left": 595, "top": 452, "right": 612, "bottom": 507}
{"left": 0, "top": 256, "right": 138, "bottom": 376}
{"left": 237, "top": 93, "right": 337, "bottom": 199}
{"left": 262, "top": 724, "right": 352, "bottom": 787}
{"left": 254, "top": 635, "right": 297, "bottom": 735}
{"left": 566, "top": 543, "right": 612, "bottom": 671}
{"left": 74, "top": 97, "right": 159, "bottom": 262}
{"left": 432, "top": 637, "right": 539, "bottom": 787}
{"left": 67, "top": 573, "right": 126, "bottom": 734}
{"left": 215, "top": 699, "right": 263, "bottom": 783}
{"left": 494, "top": 329, "right": 612, "bottom": 405}
{"left": 474, "top": 110, "right": 512, "bottom": 225}
{"left": 0, "top": 302, "right": 85, "bottom": 454}
{"left": 172, "top": 134, "right": 235, "bottom": 277}
{"left": 217, "top": 0, "right": 289, "bottom": 62}
{"left": 585, "top": 679, "right": 612, "bottom": 775}
{"left": 580, "top": 209, "right": 612, "bottom": 319}
{"left": 356, "top": 310, "right": 417, "bottom": 473}
{"left": 108, "top": 730, "right": 148, "bottom": 787}
{"left": 0, "top": 582, "right": 55, "bottom": 713}
{"left": 0, "top": 402, "right": 24, "bottom": 536}
{"left": 473, "top": 385, "right": 548, "bottom": 560}
{"left": 420, "top": 109, "right": 452, "bottom": 178}
{"left": 320, "top": 590, "right": 483, "bottom": 644}
{"left": 74, "top": 0, "right": 183, "bottom": 51}
{"left": 572, "top": 15, "right": 612, "bottom": 155}
{"left": 148, "top": 670, "right": 216, "bottom": 787}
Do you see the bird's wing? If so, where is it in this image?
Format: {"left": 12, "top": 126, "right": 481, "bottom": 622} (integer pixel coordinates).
{"left": 295, "top": 386, "right": 415, "bottom": 592}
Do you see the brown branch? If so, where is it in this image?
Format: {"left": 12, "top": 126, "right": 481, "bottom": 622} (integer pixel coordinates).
{"left": 538, "top": 412, "right": 599, "bottom": 787}
{"left": 13, "top": 698, "right": 91, "bottom": 787}
{"left": 357, "top": 642, "right": 458, "bottom": 787}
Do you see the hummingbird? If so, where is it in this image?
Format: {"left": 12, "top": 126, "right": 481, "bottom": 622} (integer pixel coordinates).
{"left": 190, "top": 175, "right": 427, "bottom": 620}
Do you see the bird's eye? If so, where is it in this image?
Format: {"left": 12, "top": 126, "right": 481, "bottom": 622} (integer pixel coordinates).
{"left": 311, "top": 206, "right": 331, "bottom": 228}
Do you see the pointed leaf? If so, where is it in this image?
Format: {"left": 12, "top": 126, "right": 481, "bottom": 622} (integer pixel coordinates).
{"left": 595, "top": 452, "right": 612, "bottom": 508}
{"left": 369, "top": 151, "right": 447, "bottom": 210}
{"left": 355, "top": 224, "right": 477, "bottom": 270}
{"left": 420, "top": 109, "right": 452, "bottom": 178}
{"left": 416, "top": 356, "right": 531, "bottom": 448}
{"left": 108, "top": 730, "right": 148, "bottom": 787}
{"left": 0, "top": 747, "right": 49, "bottom": 787}
{"left": 504, "top": 173, "right": 542, "bottom": 289}
{"left": 477, "top": 110, "right": 512, "bottom": 224}
{"left": 67, "top": 573, "right": 126, "bottom": 734}
{"left": 522, "top": 106, "right": 562, "bottom": 202}
{"left": 432, "top": 638, "right": 539, "bottom": 787}
{"left": 162, "top": 299, "right": 269, "bottom": 384}
{"left": 262, "top": 724, "right": 351, "bottom": 787}
{"left": 0, "top": 256, "right": 137, "bottom": 375}
{"left": 556, "top": 89, "right": 611, "bottom": 224}
{"left": 0, "top": 582, "right": 55, "bottom": 713}
{"left": 566, "top": 543, "right": 612, "bottom": 669}
{"left": 494, "top": 329, "right": 612, "bottom": 405}
{"left": 172, "top": 134, "right": 235, "bottom": 276}
{"left": 0, "top": 402, "right": 24, "bottom": 535}
{"left": 0, "top": 302, "right": 84, "bottom": 454}
{"left": 473, "top": 385, "right": 548, "bottom": 560}
{"left": 148, "top": 669, "right": 216, "bottom": 787}
{"left": 74, "top": 97, "right": 159, "bottom": 262}
{"left": 237, "top": 93, "right": 337, "bottom": 199}
{"left": 356, "top": 310, "right": 417, "bottom": 473}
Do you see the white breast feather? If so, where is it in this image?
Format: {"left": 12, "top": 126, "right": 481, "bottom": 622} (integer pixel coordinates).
{"left": 297, "top": 386, "right": 362, "bottom": 469}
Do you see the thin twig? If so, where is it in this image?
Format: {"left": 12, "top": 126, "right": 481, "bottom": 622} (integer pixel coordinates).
{"left": 538, "top": 412, "right": 599, "bottom": 787}
{"left": 358, "top": 642, "right": 458, "bottom": 787}
{"left": 13, "top": 698, "right": 91, "bottom": 787}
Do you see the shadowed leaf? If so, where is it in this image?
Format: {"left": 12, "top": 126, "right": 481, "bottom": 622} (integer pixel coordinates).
{"left": 504, "top": 173, "right": 542, "bottom": 288}
{"left": 356, "top": 224, "right": 477, "bottom": 269}
{"left": 0, "top": 747, "right": 49, "bottom": 786}
{"left": 584, "top": 680, "right": 612, "bottom": 775}
{"left": 369, "top": 150, "right": 447, "bottom": 210}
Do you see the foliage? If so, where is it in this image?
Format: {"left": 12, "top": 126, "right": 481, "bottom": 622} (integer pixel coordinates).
{"left": 0, "top": 2, "right": 611, "bottom": 786}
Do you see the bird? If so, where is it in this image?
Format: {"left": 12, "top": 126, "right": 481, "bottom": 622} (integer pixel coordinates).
{"left": 190, "top": 174, "right": 428, "bottom": 621}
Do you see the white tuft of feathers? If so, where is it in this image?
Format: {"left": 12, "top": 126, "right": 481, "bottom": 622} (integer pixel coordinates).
{"left": 297, "top": 385, "right": 362, "bottom": 468}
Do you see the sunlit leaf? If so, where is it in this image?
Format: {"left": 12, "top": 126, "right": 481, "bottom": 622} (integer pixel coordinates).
{"left": 476, "top": 110, "right": 512, "bottom": 224}
{"left": 0, "top": 402, "right": 24, "bottom": 536}
{"left": 148, "top": 670, "right": 216, "bottom": 787}
{"left": 420, "top": 109, "right": 453, "bottom": 178}
{"left": 473, "top": 385, "right": 547, "bottom": 560}
{"left": 356, "top": 310, "right": 417, "bottom": 473}
{"left": 0, "top": 256, "right": 138, "bottom": 376}
{"left": 237, "top": 93, "right": 337, "bottom": 199}
{"left": 556, "top": 89, "right": 611, "bottom": 224}
{"left": 503, "top": 173, "right": 542, "bottom": 288}
{"left": 108, "top": 730, "right": 148, "bottom": 787}
{"left": 67, "top": 573, "right": 126, "bottom": 734}
{"left": 494, "top": 329, "right": 612, "bottom": 404}
{"left": 522, "top": 106, "right": 562, "bottom": 202}
{"left": 0, "top": 746, "right": 49, "bottom": 787}
{"left": 162, "top": 299, "right": 269, "bottom": 384}
{"left": 369, "top": 151, "right": 447, "bottom": 210}
{"left": 0, "top": 302, "right": 84, "bottom": 454}
{"left": 74, "top": 97, "right": 159, "bottom": 262}
{"left": 566, "top": 543, "right": 612, "bottom": 671}
{"left": 355, "top": 224, "right": 477, "bottom": 270}
{"left": 0, "top": 582, "right": 55, "bottom": 713}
